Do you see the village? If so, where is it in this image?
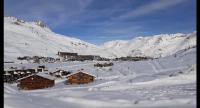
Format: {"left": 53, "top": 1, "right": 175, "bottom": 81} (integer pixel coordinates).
{"left": 4, "top": 51, "right": 123, "bottom": 90}
{"left": 4, "top": 51, "right": 155, "bottom": 90}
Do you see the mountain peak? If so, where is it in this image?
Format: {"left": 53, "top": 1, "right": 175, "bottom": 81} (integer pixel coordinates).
{"left": 4, "top": 16, "right": 49, "bottom": 29}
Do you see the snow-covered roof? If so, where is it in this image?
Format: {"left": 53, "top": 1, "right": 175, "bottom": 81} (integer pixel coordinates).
{"left": 18, "top": 73, "right": 55, "bottom": 81}
{"left": 17, "top": 74, "right": 34, "bottom": 81}
{"left": 36, "top": 72, "right": 55, "bottom": 80}
{"left": 66, "top": 71, "right": 95, "bottom": 78}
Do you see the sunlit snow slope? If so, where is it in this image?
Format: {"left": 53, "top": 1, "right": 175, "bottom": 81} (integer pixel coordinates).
{"left": 4, "top": 17, "right": 114, "bottom": 61}
{"left": 101, "top": 32, "right": 196, "bottom": 58}
{"left": 4, "top": 16, "right": 196, "bottom": 61}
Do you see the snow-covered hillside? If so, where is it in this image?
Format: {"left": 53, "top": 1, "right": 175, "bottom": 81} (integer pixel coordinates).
{"left": 4, "top": 16, "right": 196, "bottom": 62}
{"left": 4, "top": 45, "right": 196, "bottom": 108}
{"left": 4, "top": 17, "right": 114, "bottom": 62}
{"left": 101, "top": 32, "right": 196, "bottom": 58}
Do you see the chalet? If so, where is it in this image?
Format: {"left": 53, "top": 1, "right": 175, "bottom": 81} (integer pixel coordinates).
{"left": 17, "top": 73, "right": 55, "bottom": 90}
{"left": 57, "top": 52, "right": 78, "bottom": 60}
{"left": 66, "top": 71, "right": 95, "bottom": 85}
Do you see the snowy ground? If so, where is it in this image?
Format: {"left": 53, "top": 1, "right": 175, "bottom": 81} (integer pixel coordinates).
{"left": 4, "top": 48, "right": 196, "bottom": 108}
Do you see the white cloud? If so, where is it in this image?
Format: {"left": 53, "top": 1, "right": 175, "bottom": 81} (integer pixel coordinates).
{"left": 115, "top": 0, "right": 189, "bottom": 20}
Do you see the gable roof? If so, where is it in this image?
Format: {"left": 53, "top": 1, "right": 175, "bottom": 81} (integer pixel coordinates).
{"left": 36, "top": 72, "right": 55, "bottom": 80}
{"left": 66, "top": 71, "right": 95, "bottom": 78}
{"left": 18, "top": 73, "right": 55, "bottom": 81}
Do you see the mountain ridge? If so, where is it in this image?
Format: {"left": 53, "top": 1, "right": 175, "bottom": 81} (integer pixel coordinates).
{"left": 4, "top": 16, "right": 196, "bottom": 61}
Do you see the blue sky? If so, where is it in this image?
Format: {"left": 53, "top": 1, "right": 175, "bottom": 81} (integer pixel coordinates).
{"left": 5, "top": 0, "right": 196, "bottom": 45}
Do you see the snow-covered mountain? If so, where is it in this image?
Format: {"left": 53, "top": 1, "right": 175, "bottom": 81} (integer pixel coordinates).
{"left": 101, "top": 32, "right": 196, "bottom": 58}
{"left": 4, "top": 16, "right": 196, "bottom": 61}
{"left": 4, "top": 16, "right": 114, "bottom": 61}
{"left": 4, "top": 17, "right": 196, "bottom": 108}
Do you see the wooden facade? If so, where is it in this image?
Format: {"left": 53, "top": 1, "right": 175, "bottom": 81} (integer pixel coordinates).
{"left": 17, "top": 74, "right": 54, "bottom": 90}
{"left": 66, "top": 72, "right": 95, "bottom": 85}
